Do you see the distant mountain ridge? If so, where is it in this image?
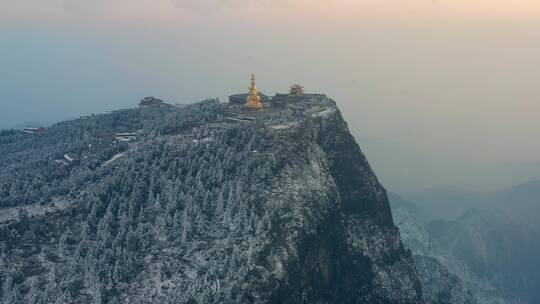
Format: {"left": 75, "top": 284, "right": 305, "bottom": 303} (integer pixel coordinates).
{"left": 391, "top": 181, "right": 540, "bottom": 304}
{"left": 387, "top": 192, "right": 431, "bottom": 224}
{"left": 485, "top": 180, "right": 540, "bottom": 210}
{"left": 407, "top": 180, "right": 540, "bottom": 220}
{"left": 406, "top": 186, "right": 480, "bottom": 220}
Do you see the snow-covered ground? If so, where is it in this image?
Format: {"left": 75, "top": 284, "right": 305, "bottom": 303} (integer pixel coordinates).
{"left": 103, "top": 152, "right": 127, "bottom": 165}
{"left": 192, "top": 137, "right": 213, "bottom": 144}
{"left": 0, "top": 197, "right": 72, "bottom": 224}
{"left": 63, "top": 153, "right": 74, "bottom": 162}
{"left": 312, "top": 107, "right": 335, "bottom": 118}
{"left": 268, "top": 124, "right": 295, "bottom": 130}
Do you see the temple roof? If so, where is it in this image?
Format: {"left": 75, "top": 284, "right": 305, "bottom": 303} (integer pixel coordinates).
{"left": 229, "top": 93, "right": 271, "bottom": 104}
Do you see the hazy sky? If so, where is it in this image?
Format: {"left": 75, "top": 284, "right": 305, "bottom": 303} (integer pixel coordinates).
{"left": 1, "top": 0, "right": 540, "bottom": 194}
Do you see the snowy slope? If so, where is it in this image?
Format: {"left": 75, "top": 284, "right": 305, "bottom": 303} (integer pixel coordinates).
{"left": 0, "top": 96, "right": 423, "bottom": 304}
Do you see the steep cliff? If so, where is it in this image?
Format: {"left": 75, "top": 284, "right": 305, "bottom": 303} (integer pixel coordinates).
{"left": 0, "top": 95, "right": 423, "bottom": 303}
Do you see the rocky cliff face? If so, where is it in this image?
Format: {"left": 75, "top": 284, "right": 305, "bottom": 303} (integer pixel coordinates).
{"left": 0, "top": 96, "right": 423, "bottom": 303}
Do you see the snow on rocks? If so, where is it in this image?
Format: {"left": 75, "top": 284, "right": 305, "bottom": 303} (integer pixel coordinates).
{"left": 103, "top": 152, "right": 127, "bottom": 165}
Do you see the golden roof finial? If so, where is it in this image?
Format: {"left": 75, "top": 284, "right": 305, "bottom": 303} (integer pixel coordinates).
{"left": 245, "top": 74, "right": 263, "bottom": 110}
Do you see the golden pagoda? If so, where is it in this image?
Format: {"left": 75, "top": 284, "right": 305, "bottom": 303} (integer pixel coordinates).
{"left": 245, "top": 74, "right": 263, "bottom": 110}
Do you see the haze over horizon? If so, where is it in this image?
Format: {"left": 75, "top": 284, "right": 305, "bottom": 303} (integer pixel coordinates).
{"left": 2, "top": 0, "right": 540, "bottom": 194}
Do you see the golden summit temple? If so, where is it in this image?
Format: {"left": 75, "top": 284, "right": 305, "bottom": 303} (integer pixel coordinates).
{"left": 245, "top": 74, "right": 263, "bottom": 110}
{"left": 228, "top": 74, "right": 310, "bottom": 107}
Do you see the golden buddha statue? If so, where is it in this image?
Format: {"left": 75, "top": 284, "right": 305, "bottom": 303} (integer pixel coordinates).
{"left": 245, "top": 74, "right": 263, "bottom": 110}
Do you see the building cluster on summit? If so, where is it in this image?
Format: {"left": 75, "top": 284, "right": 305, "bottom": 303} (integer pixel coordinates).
{"left": 228, "top": 74, "right": 306, "bottom": 110}
{"left": 138, "top": 74, "right": 305, "bottom": 112}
